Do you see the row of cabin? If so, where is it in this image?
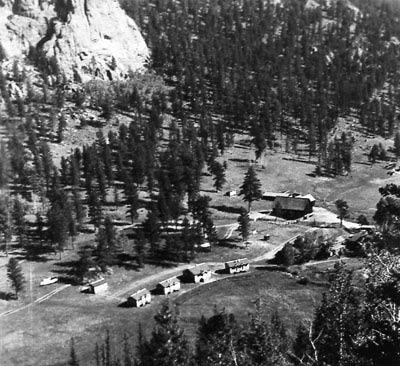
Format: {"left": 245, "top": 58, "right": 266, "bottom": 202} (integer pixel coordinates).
{"left": 89, "top": 261, "right": 250, "bottom": 308}
{"left": 224, "top": 258, "right": 249, "bottom": 274}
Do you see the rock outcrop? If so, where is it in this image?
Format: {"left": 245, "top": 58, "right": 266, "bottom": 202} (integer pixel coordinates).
{"left": 0, "top": 0, "right": 149, "bottom": 81}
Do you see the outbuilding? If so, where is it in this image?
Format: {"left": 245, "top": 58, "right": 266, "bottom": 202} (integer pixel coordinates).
{"left": 273, "top": 196, "right": 313, "bottom": 219}
{"left": 224, "top": 258, "right": 250, "bottom": 274}
{"left": 127, "top": 288, "right": 151, "bottom": 308}
{"left": 88, "top": 278, "right": 108, "bottom": 294}
{"left": 225, "top": 190, "right": 237, "bottom": 197}
{"left": 157, "top": 277, "right": 181, "bottom": 295}
{"left": 183, "top": 263, "right": 211, "bottom": 283}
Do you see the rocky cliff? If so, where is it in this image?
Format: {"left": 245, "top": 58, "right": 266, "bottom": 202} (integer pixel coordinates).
{"left": 0, "top": 0, "right": 149, "bottom": 81}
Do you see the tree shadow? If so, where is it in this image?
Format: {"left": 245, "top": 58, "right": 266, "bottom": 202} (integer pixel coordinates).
{"left": 217, "top": 239, "right": 241, "bottom": 248}
{"left": 116, "top": 253, "right": 140, "bottom": 271}
{"left": 212, "top": 205, "right": 242, "bottom": 214}
{"left": 0, "top": 291, "right": 14, "bottom": 301}
{"left": 229, "top": 158, "right": 250, "bottom": 163}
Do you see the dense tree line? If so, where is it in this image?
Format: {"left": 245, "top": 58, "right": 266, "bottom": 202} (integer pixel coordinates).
{"left": 121, "top": 0, "right": 400, "bottom": 172}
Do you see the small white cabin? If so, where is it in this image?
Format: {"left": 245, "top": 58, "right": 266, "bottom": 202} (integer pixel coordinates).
{"left": 88, "top": 278, "right": 108, "bottom": 294}
{"left": 183, "top": 263, "right": 211, "bottom": 283}
{"left": 224, "top": 258, "right": 250, "bottom": 274}
{"left": 127, "top": 289, "right": 151, "bottom": 308}
{"left": 157, "top": 277, "right": 181, "bottom": 295}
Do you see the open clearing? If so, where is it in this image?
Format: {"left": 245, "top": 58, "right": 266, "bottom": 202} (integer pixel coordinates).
{"left": 0, "top": 114, "right": 391, "bottom": 365}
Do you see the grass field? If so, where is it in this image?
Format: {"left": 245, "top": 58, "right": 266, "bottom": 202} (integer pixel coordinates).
{"left": 0, "top": 110, "right": 393, "bottom": 365}
{"left": 0, "top": 267, "right": 327, "bottom": 366}
{"left": 176, "top": 270, "right": 324, "bottom": 342}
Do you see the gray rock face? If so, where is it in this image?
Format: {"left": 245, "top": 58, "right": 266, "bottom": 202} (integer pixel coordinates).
{"left": 0, "top": 0, "right": 149, "bottom": 81}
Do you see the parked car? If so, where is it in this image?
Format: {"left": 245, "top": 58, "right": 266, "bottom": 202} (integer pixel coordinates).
{"left": 40, "top": 277, "right": 58, "bottom": 286}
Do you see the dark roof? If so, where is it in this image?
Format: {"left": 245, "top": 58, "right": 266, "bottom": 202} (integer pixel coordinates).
{"left": 89, "top": 278, "right": 107, "bottom": 287}
{"left": 185, "top": 263, "right": 209, "bottom": 276}
{"left": 158, "top": 277, "right": 180, "bottom": 287}
{"left": 225, "top": 258, "right": 249, "bottom": 268}
{"left": 347, "top": 231, "right": 367, "bottom": 243}
{"left": 263, "top": 192, "right": 290, "bottom": 199}
{"left": 129, "top": 288, "right": 150, "bottom": 301}
{"left": 274, "top": 196, "right": 311, "bottom": 211}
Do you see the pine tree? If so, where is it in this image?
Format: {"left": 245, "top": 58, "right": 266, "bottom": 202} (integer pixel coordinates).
{"left": 196, "top": 309, "right": 240, "bottom": 366}
{"left": 210, "top": 161, "right": 226, "bottom": 192}
{"left": 57, "top": 113, "right": 67, "bottom": 142}
{"left": 7, "top": 257, "right": 25, "bottom": 299}
{"left": 96, "top": 216, "right": 119, "bottom": 271}
{"left": 335, "top": 199, "right": 349, "bottom": 227}
{"left": 75, "top": 245, "right": 96, "bottom": 284}
{"left": 87, "top": 188, "right": 102, "bottom": 228}
{"left": 0, "top": 195, "right": 12, "bottom": 256}
{"left": 394, "top": 131, "right": 400, "bottom": 157}
{"left": 0, "top": 143, "right": 10, "bottom": 188}
{"left": 47, "top": 191, "right": 71, "bottom": 259}
{"left": 12, "top": 197, "right": 27, "bottom": 248}
{"left": 142, "top": 302, "right": 192, "bottom": 366}
{"left": 241, "top": 302, "right": 290, "bottom": 365}
{"left": 237, "top": 207, "right": 250, "bottom": 242}
{"left": 312, "top": 264, "right": 361, "bottom": 366}
{"left": 239, "top": 166, "right": 262, "bottom": 211}
{"left": 142, "top": 211, "right": 160, "bottom": 260}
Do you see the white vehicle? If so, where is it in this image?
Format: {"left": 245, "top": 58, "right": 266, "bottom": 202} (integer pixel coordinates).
{"left": 40, "top": 277, "right": 58, "bottom": 286}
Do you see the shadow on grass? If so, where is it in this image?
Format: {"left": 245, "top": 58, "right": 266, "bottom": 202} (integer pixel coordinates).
{"left": 229, "top": 157, "right": 250, "bottom": 163}
{"left": 282, "top": 157, "right": 315, "bottom": 165}
{"left": 217, "top": 239, "right": 241, "bottom": 249}
{"left": 212, "top": 205, "right": 242, "bottom": 214}
{"left": 117, "top": 253, "right": 141, "bottom": 272}
{"left": 0, "top": 291, "right": 14, "bottom": 301}
{"left": 118, "top": 300, "right": 131, "bottom": 308}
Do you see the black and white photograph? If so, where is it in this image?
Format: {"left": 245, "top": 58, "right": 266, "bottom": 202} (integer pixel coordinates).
{"left": 0, "top": 0, "right": 400, "bottom": 365}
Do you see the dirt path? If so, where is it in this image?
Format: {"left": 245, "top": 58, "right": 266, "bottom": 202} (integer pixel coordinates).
{"left": 0, "top": 284, "right": 71, "bottom": 318}
{"left": 302, "top": 257, "right": 351, "bottom": 267}
{"left": 110, "top": 230, "right": 303, "bottom": 301}
{"left": 223, "top": 223, "right": 239, "bottom": 239}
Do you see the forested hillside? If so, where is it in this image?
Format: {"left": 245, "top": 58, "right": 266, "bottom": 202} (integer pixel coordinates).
{"left": 123, "top": 0, "right": 400, "bottom": 173}
{"left": 2, "top": 0, "right": 400, "bottom": 365}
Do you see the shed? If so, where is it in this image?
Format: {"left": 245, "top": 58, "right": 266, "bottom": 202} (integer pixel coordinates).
{"left": 183, "top": 263, "right": 211, "bottom": 283}
{"left": 225, "top": 190, "right": 237, "bottom": 197}
{"left": 127, "top": 288, "right": 151, "bottom": 307}
{"left": 157, "top": 277, "right": 181, "bottom": 295}
{"left": 88, "top": 278, "right": 108, "bottom": 294}
{"left": 224, "top": 258, "right": 250, "bottom": 274}
{"left": 273, "top": 196, "right": 313, "bottom": 219}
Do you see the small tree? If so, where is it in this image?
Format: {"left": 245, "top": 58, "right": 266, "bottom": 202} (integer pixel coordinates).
{"left": 357, "top": 214, "right": 369, "bottom": 226}
{"left": 237, "top": 207, "right": 251, "bottom": 242}
{"left": 275, "top": 243, "right": 295, "bottom": 267}
{"left": 335, "top": 199, "right": 349, "bottom": 227}
{"left": 7, "top": 258, "right": 25, "bottom": 299}
{"left": 239, "top": 166, "right": 262, "bottom": 212}
{"left": 394, "top": 131, "right": 400, "bottom": 157}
